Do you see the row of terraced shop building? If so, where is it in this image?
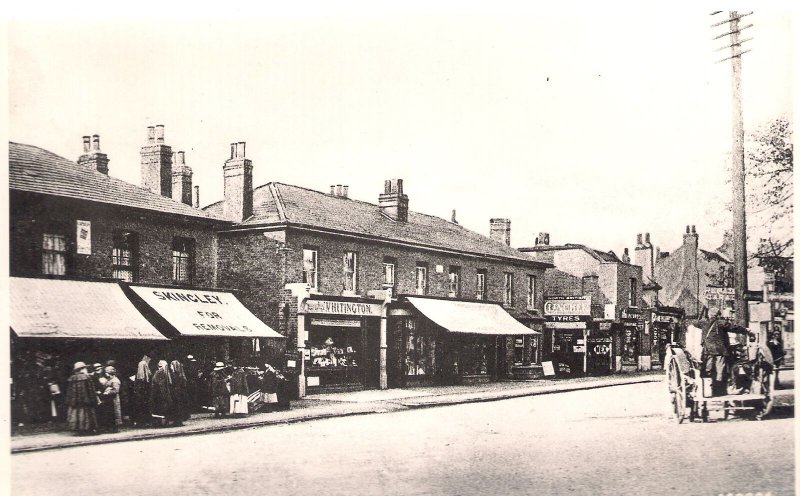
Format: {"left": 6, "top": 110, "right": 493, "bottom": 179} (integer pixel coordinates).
{"left": 10, "top": 127, "right": 669, "bottom": 406}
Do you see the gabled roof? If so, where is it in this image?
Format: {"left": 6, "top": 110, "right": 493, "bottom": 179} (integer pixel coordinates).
{"left": 205, "top": 182, "right": 549, "bottom": 266}
{"left": 9, "top": 142, "right": 228, "bottom": 222}
{"left": 519, "top": 243, "right": 628, "bottom": 264}
{"left": 699, "top": 249, "right": 731, "bottom": 264}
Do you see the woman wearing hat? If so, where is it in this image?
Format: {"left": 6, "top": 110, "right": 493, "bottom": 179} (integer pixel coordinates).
{"left": 65, "top": 362, "right": 98, "bottom": 435}
{"left": 98, "top": 366, "right": 122, "bottom": 432}
{"left": 150, "top": 360, "right": 177, "bottom": 427}
{"left": 210, "top": 362, "right": 229, "bottom": 418}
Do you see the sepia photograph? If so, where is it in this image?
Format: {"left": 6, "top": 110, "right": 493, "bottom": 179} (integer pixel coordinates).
{"left": 4, "top": 3, "right": 796, "bottom": 495}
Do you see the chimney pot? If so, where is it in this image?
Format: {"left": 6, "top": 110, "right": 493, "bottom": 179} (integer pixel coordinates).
{"left": 330, "top": 185, "right": 336, "bottom": 195}
{"left": 645, "top": 232, "right": 651, "bottom": 245}
{"left": 342, "top": 185, "right": 349, "bottom": 198}
{"left": 176, "top": 151, "right": 185, "bottom": 166}
{"left": 636, "top": 233, "right": 643, "bottom": 246}
{"left": 155, "top": 125, "right": 165, "bottom": 143}
{"left": 451, "top": 209, "right": 458, "bottom": 224}
{"left": 336, "top": 184, "right": 342, "bottom": 196}
{"left": 691, "top": 225, "right": 696, "bottom": 234}
{"left": 146, "top": 126, "right": 155, "bottom": 144}
{"left": 91, "top": 135, "right": 100, "bottom": 151}
{"left": 82, "top": 136, "right": 91, "bottom": 153}
{"left": 686, "top": 225, "right": 690, "bottom": 234}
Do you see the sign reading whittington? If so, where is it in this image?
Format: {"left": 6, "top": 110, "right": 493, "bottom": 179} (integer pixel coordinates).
{"left": 129, "top": 286, "right": 284, "bottom": 338}
{"left": 305, "top": 299, "right": 382, "bottom": 316}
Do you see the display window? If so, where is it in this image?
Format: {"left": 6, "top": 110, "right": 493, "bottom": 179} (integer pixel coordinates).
{"left": 458, "top": 338, "right": 490, "bottom": 375}
{"left": 305, "top": 325, "right": 361, "bottom": 387}
{"left": 403, "top": 319, "right": 436, "bottom": 376}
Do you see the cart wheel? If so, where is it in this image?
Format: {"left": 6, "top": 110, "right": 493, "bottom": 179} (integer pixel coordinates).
{"left": 753, "top": 371, "right": 775, "bottom": 420}
{"left": 674, "top": 385, "right": 688, "bottom": 424}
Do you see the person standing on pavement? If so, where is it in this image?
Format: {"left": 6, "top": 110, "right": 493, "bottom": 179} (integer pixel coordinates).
{"left": 210, "top": 362, "right": 229, "bottom": 418}
{"left": 701, "top": 307, "right": 753, "bottom": 396}
{"left": 150, "top": 359, "right": 179, "bottom": 427}
{"left": 260, "top": 363, "right": 279, "bottom": 412}
{"left": 132, "top": 354, "right": 153, "bottom": 426}
{"left": 65, "top": 362, "right": 98, "bottom": 435}
{"left": 170, "top": 359, "right": 191, "bottom": 422}
{"left": 98, "top": 366, "right": 122, "bottom": 432}
{"left": 185, "top": 355, "right": 200, "bottom": 411}
{"left": 229, "top": 365, "right": 249, "bottom": 417}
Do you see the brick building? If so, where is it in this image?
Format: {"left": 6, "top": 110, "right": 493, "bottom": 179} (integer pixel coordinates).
{"left": 9, "top": 131, "right": 281, "bottom": 424}
{"left": 205, "top": 147, "right": 551, "bottom": 396}
{"left": 519, "top": 233, "right": 646, "bottom": 373}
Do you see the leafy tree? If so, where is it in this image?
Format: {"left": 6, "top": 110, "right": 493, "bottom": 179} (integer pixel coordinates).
{"left": 745, "top": 117, "right": 793, "bottom": 257}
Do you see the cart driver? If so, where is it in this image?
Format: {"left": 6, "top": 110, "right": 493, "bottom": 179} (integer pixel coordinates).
{"left": 701, "top": 307, "right": 754, "bottom": 396}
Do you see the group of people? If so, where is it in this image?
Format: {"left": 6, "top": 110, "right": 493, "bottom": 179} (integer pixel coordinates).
{"left": 59, "top": 353, "right": 288, "bottom": 436}
{"left": 64, "top": 361, "right": 123, "bottom": 435}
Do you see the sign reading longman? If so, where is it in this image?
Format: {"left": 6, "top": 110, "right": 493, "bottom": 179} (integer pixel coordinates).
{"left": 129, "top": 286, "right": 283, "bottom": 338}
{"left": 305, "top": 299, "right": 382, "bottom": 316}
{"left": 544, "top": 297, "right": 591, "bottom": 316}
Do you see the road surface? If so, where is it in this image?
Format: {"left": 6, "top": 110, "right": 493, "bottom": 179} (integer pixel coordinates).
{"left": 11, "top": 382, "right": 794, "bottom": 495}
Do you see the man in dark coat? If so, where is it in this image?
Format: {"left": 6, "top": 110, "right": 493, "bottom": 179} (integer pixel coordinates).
{"left": 150, "top": 360, "right": 176, "bottom": 427}
{"left": 65, "top": 362, "right": 98, "bottom": 435}
{"left": 132, "top": 354, "right": 152, "bottom": 426}
{"left": 701, "top": 308, "right": 753, "bottom": 395}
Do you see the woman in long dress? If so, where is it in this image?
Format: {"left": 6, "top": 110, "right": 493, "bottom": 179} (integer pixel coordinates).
{"left": 229, "top": 367, "right": 249, "bottom": 416}
{"left": 149, "top": 360, "right": 177, "bottom": 427}
{"left": 210, "top": 363, "right": 229, "bottom": 418}
{"left": 170, "top": 359, "right": 191, "bottom": 422}
{"left": 65, "top": 362, "right": 98, "bottom": 435}
{"left": 99, "top": 366, "right": 122, "bottom": 432}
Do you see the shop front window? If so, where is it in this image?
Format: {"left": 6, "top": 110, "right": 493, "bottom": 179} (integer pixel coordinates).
{"left": 415, "top": 264, "right": 428, "bottom": 295}
{"left": 303, "top": 248, "right": 318, "bottom": 290}
{"left": 42, "top": 233, "right": 67, "bottom": 275}
{"left": 461, "top": 338, "right": 489, "bottom": 375}
{"left": 448, "top": 266, "right": 461, "bottom": 298}
{"left": 343, "top": 251, "right": 357, "bottom": 293}
{"left": 514, "top": 337, "right": 525, "bottom": 365}
{"left": 404, "top": 319, "right": 436, "bottom": 376}
{"left": 476, "top": 270, "right": 487, "bottom": 300}
{"left": 305, "top": 325, "right": 361, "bottom": 387}
{"left": 112, "top": 231, "right": 138, "bottom": 282}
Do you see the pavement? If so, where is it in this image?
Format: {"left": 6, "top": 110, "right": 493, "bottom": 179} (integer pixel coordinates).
{"left": 10, "top": 371, "right": 665, "bottom": 453}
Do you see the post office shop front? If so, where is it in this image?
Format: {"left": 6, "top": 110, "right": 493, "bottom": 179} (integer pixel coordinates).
{"left": 295, "top": 296, "right": 386, "bottom": 394}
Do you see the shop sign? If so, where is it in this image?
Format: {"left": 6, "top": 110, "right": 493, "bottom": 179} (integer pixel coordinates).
{"left": 307, "top": 376, "right": 320, "bottom": 387}
{"left": 652, "top": 314, "right": 679, "bottom": 324}
{"left": 305, "top": 299, "right": 382, "bottom": 316}
{"left": 544, "top": 297, "right": 591, "bottom": 316}
{"left": 310, "top": 318, "right": 361, "bottom": 327}
{"left": 704, "top": 287, "right": 735, "bottom": 298}
{"left": 621, "top": 308, "right": 641, "bottom": 320}
{"left": 599, "top": 322, "right": 613, "bottom": 331}
{"left": 546, "top": 314, "right": 589, "bottom": 322}
{"left": 573, "top": 345, "right": 586, "bottom": 353}
{"left": 76, "top": 220, "right": 91, "bottom": 254}
{"left": 545, "top": 321, "right": 586, "bottom": 329}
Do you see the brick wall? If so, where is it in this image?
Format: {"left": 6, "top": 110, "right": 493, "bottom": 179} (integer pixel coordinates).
{"left": 10, "top": 191, "right": 218, "bottom": 287}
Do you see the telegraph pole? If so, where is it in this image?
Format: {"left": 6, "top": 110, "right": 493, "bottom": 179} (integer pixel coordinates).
{"left": 712, "top": 11, "right": 753, "bottom": 327}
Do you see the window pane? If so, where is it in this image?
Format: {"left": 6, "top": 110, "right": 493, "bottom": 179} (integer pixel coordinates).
{"left": 42, "top": 234, "right": 67, "bottom": 275}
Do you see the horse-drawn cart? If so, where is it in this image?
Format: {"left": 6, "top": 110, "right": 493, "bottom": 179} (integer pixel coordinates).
{"left": 666, "top": 325, "right": 776, "bottom": 423}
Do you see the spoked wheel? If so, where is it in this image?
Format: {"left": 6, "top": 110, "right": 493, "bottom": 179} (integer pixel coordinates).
{"left": 673, "top": 383, "right": 688, "bottom": 424}
{"left": 753, "top": 370, "right": 775, "bottom": 421}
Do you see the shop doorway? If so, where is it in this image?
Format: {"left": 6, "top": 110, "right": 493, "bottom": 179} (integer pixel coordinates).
{"left": 362, "top": 318, "right": 381, "bottom": 388}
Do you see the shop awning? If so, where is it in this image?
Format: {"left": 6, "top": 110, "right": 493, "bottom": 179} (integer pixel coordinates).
{"left": 10, "top": 278, "right": 168, "bottom": 340}
{"left": 128, "top": 285, "right": 284, "bottom": 338}
{"left": 405, "top": 297, "right": 540, "bottom": 335}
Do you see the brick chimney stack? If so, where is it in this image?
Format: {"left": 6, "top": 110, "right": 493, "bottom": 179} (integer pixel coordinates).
{"left": 379, "top": 179, "right": 409, "bottom": 222}
{"left": 171, "top": 151, "right": 193, "bottom": 206}
{"left": 490, "top": 218, "right": 511, "bottom": 246}
{"left": 223, "top": 141, "right": 253, "bottom": 222}
{"left": 683, "top": 225, "right": 699, "bottom": 271}
{"left": 535, "top": 232, "right": 550, "bottom": 246}
{"left": 77, "top": 134, "right": 110, "bottom": 175}
{"left": 140, "top": 125, "right": 173, "bottom": 196}
{"left": 634, "top": 232, "right": 655, "bottom": 281}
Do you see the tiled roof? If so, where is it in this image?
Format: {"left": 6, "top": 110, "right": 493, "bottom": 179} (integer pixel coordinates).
{"left": 519, "top": 243, "right": 627, "bottom": 264}
{"left": 699, "top": 249, "right": 731, "bottom": 264}
{"left": 9, "top": 142, "right": 227, "bottom": 222}
{"left": 205, "top": 182, "right": 547, "bottom": 265}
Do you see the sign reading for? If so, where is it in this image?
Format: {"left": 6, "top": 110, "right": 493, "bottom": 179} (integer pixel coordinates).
{"left": 129, "top": 286, "right": 283, "bottom": 338}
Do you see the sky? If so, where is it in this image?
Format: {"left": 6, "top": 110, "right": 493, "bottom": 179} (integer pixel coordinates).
{"left": 7, "top": 4, "right": 796, "bottom": 257}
